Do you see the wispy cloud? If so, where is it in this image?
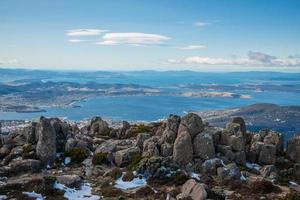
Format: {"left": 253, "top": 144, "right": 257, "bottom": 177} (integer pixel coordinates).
{"left": 167, "top": 51, "right": 300, "bottom": 67}
{"left": 68, "top": 39, "right": 86, "bottom": 43}
{"left": 96, "top": 32, "right": 170, "bottom": 46}
{"left": 179, "top": 45, "right": 206, "bottom": 50}
{"left": 66, "top": 29, "right": 108, "bottom": 36}
{"left": 194, "top": 21, "right": 210, "bottom": 27}
{"left": 0, "top": 59, "right": 18, "bottom": 65}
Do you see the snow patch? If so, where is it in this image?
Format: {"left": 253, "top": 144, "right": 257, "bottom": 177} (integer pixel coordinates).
{"left": 54, "top": 182, "right": 100, "bottom": 200}
{"left": 190, "top": 172, "right": 201, "bottom": 181}
{"left": 64, "top": 157, "right": 71, "bottom": 165}
{"left": 245, "top": 162, "right": 261, "bottom": 171}
{"left": 114, "top": 175, "right": 147, "bottom": 190}
{"left": 22, "top": 191, "right": 44, "bottom": 200}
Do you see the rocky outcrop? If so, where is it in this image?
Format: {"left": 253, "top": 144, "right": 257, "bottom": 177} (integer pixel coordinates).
{"left": 89, "top": 117, "right": 110, "bottom": 137}
{"left": 193, "top": 131, "right": 215, "bottom": 159}
{"left": 36, "top": 117, "right": 56, "bottom": 165}
{"left": 287, "top": 135, "right": 300, "bottom": 163}
{"left": 177, "top": 179, "right": 207, "bottom": 200}
{"left": 178, "top": 113, "right": 204, "bottom": 137}
{"left": 173, "top": 131, "right": 193, "bottom": 166}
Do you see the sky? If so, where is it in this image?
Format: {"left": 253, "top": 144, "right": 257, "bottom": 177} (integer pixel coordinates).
{"left": 0, "top": 0, "right": 300, "bottom": 72}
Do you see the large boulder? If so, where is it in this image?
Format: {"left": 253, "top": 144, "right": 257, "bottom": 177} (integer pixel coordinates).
{"left": 178, "top": 113, "right": 204, "bottom": 138}
{"left": 116, "top": 121, "right": 131, "bottom": 139}
{"left": 114, "top": 147, "right": 140, "bottom": 167}
{"left": 136, "top": 133, "right": 151, "bottom": 150}
{"left": 22, "top": 122, "right": 38, "bottom": 144}
{"left": 287, "top": 135, "right": 300, "bottom": 163}
{"left": 56, "top": 175, "right": 82, "bottom": 187}
{"left": 142, "top": 136, "right": 160, "bottom": 157}
{"left": 50, "top": 118, "right": 71, "bottom": 152}
{"left": 201, "top": 158, "right": 222, "bottom": 175}
{"left": 89, "top": 117, "right": 110, "bottom": 136}
{"left": 258, "top": 144, "right": 276, "bottom": 165}
{"left": 231, "top": 117, "right": 246, "bottom": 135}
{"left": 229, "top": 135, "right": 245, "bottom": 152}
{"left": 6, "top": 159, "right": 41, "bottom": 176}
{"left": 217, "top": 163, "right": 241, "bottom": 180}
{"left": 262, "top": 130, "right": 284, "bottom": 155}
{"left": 173, "top": 131, "right": 193, "bottom": 166}
{"left": 161, "top": 115, "right": 180, "bottom": 144}
{"left": 193, "top": 132, "right": 215, "bottom": 160}
{"left": 36, "top": 117, "right": 56, "bottom": 165}
{"left": 177, "top": 179, "right": 207, "bottom": 200}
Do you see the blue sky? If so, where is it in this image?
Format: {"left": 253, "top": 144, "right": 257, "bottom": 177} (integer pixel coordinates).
{"left": 0, "top": 0, "right": 300, "bottom": 71}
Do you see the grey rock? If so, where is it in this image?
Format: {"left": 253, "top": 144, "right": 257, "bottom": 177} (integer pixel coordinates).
{"left": 36, "top": 117, "right": 56, "bottom": 165}
{"left": 193, "top": 132, "right": 215, "bottom": 160}
{"left": 178, "top": 179, "right": 207, "bottom": 200}
{"left": 114, "top": 147, "right": 140, "bottom": 167}
{"left": 258, "top": 144, "right": 276, "bottom": 165}
{"left": 56, "top": 175, "right": 82, "bottom": 187}
{"left": 287, "top": 135, "right": 300, "bottom": 163}
{"left": 173, "top": 131, "right": 193, "bottom": 166}
{"left": 136, "top": 133, "right": 151, "bottom": 150}
{"left": 178, "top": 113, "right": 204, "bottom": 138}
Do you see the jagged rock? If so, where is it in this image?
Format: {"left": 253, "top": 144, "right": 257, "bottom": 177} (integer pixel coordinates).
{"left": 142, "top": 136, "right": 160, "bottom": 157}
{"left": 293, "top": 163, "right": 300, "bottom": 178}
{"left": 177, "top": 179, "right": 207, "bottom": 200}
{"left": 162, "top": 115, "right": 180, "bottom": 144}
{"left": 287, "top": 135, "right": 300, "bottom": 163}
{"left": 201, "top": 158, "right": 222, "bottom": 175}
{"left": 217, "top": 163, "right": 241, "bottom": 180}
{"left": 56, "top": 175, "right": 82, "bottom": 187}
{"left": 178, "top": 113, "right": 204, "bottom": 138}
{"left": 225, "top": 122, "right": 243, "bottom": 137}
{"left": 231, "top": 117, "right": 246, "bottom": 134}
{"left": 22, "top": 122, "right": 38, "bottom": 144}
{"left": 114, "top": 147, "right": 140, "bottom": 167}
{"left": 0, "top": 145, "right": 11, "bottom": 159}
{"left": 229, "top": 135, "right": 245, "bottom": 152}
{"left": 260, "top": 165, "right": 277, "bottom": 178}
{"left": 248, "top": 141, "right": 264, "bottom": 163}
{"left": 160, "top": 142, "right": 173, "bottom": 157}
{"left": 258, "top": 144, "right": 276, "bottom": 165}
{"left": 116, "top": 121, "right": 131, "bottom": 139}
{"left": 234, "top": 151, "right": 246, "bottom": 165}
{"left": 65, "top": 137, "right": 77, "bottom": 152}
{"left": 90, "top": 117, "right": 110, "bottom": 136}
{"left": 262, "top": 130, "right": 284, "bottom": 155}
{"left": 173, "top": 131, "right": 193, "bottom": 166}
{"left": 36, "top": 117, "right": 56, "bottom": 165}
{"left": 7, "top": 159, "right": 41, "bottom": 175}
{"left": 95, "top": 140, "right": 117, "bottom": 154}
{"left": 193, "top": 131, "right": 215, "bottom": 160}
{"left": 50, "top": 118, "right": 71, "bottom": 152}
{"left": 136, "top": 133, "right": 151, "bottom": 150}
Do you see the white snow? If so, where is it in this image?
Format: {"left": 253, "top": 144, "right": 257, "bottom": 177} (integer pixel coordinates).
{"left": 240, "top": 173, "right": 247, "bottom": 181}
{"left": 54, "top": 182, "right": 100, "bottom": 200}
{"left": 114, "top": 175, "right": 147, "bottom": 190}
{"left": 64, "top": 157, "right": 71, "bottom": 165}
{"left": 0, "top": 195, "right": 7, "bottom": 200}
{"left": 22, "top": 191, "right": 44, "bottom": 200}
{"left": 289, "top": 181, "right": 299, "bottom": 187}
{"left": 190, "top": 172, "right": 201, "bottom": 181}
{"left": 245, "top": 162, "right": 261, "bottom": 171}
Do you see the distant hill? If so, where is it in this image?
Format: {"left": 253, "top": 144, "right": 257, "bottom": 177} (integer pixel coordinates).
{"left": 196, "top": 103, "right": 300, "bottom": 140}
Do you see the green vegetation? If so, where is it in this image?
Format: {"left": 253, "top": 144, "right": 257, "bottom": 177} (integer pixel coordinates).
{"left": 127, "top": 154, "right": 143, "bottom": 170}
{"left": 92, "top": 152, "right": 108, "bottom": 165}
{"left": 64, "top": 147, "right": 87, "bottom": 163}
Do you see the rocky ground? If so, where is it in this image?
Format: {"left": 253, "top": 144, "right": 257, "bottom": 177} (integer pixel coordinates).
{"left": 0, "top": 114, "right": 300, "bottom": 200}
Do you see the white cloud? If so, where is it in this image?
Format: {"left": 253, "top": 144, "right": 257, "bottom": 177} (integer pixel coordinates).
{"left": 167, "top": 51, "right": 300, "bottom": 67}
{"left": 0, "top": 59, "right": 18, "bottom": 65}
{"left": 96, "top": 32, "right": 170, "bottom": 46}
{"left": 194, "top": 21, "right": 210, "bottom": 27}
{"left": 68, "top": 39, "right": 86, "bottom": 43}
{"left": 66, "top": 29, "right": 108, "bottom": 36}
{"left": 179, "top": 45, "right": 206, "bottom": 50}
